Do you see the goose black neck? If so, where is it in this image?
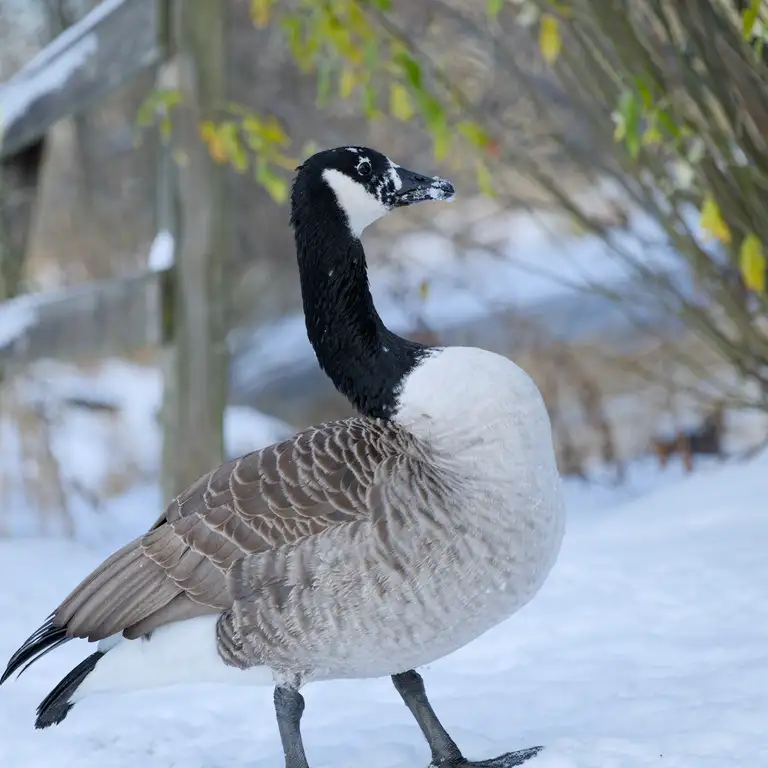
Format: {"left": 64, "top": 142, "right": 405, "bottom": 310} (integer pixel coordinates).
{"left": 291, "top": 199, "right": 427, "bottom": 419}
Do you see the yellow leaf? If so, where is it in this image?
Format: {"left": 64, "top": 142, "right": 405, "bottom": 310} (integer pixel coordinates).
{"left": 539, "top": 14, "right": 562, "bottom": 66}
{"left": 199, "top": 120, "right": 217, "bottom": 144}
{"left": 419, "top": 280, "right": 430, "bottom": 299}
{"left": 476, "top": 160, "right": 495, "bottom": 197}
{"left": 200, "top": 122, "right": 228, "bottom": 164}
{"left": 251, "top": 0, "right": 272, "bottom": 28}
{"left": 339, "top": 68, "right": 357, "bottom": 100}
{"left": 262, "top": 116, "right": 289, "bottom": 146}
{"left": 642, "top": 122, "right": 663, "bottom": 146}
{"left": 389, "top": 83, "right": 414, "bottom": 121}
{"left": 740, "top": 233, "right": 766, "bottom": 293}
{"left": 700, "top": 194, "right": 731, "bottom": 245}
{"left": 345, "top": 2, "right": 368, "bottom": 35}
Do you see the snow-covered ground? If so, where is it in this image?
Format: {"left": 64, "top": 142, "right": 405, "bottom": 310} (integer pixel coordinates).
{"left": 1, "top": 451, "right": 765, "bottom": 767}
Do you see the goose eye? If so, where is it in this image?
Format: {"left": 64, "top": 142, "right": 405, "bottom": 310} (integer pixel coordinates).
{"left": 358, "top": 161, "right": 372, "bottom": 177}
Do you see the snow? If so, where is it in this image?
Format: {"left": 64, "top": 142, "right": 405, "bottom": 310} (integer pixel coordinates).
{"left": 0, "top": 0, "right": 132, "bottom": 136}
{"left": 16, "top": 0, "right": 126, "bottom": 74}
{"left": 1, "top": 451, "right": 766, "bottom": 767}
{"left": 0, "top": 29, "right": 97, "bottom": 134}
{"left": 225, "top": 405, "right": 294, "bottom": 458}
{"left": 147, "top": 230, "right": 175, "bottom": 272}
{"left": 0, "top": 292, "right": 41, "bottom": 347}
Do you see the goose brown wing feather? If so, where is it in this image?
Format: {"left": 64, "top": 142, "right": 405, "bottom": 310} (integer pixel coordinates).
{"left": 49, "top": 419, "right": 407, "bottom": 645}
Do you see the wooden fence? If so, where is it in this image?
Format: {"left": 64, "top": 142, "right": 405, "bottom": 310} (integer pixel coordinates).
{"left": 0, "top": 0, "right": 230, "bottom": 501}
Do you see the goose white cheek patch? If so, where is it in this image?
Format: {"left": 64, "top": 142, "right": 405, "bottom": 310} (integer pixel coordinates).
{"left": 323, "top": 168, "right": 388, "bottom": 238}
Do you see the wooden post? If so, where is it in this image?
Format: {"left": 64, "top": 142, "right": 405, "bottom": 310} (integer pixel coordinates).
{"left": 160, "top": 0, "right": 229, "bottom": 500}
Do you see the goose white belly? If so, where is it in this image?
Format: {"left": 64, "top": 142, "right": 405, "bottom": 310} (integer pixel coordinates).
{"left": 247, "top": 347, "right": 566, "bottom": 682}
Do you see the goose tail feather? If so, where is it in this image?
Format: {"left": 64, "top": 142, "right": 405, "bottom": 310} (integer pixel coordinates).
{"left": 0, "top": 616, "right": 70, "bottom": 685}
{"left": 35, "top": 651, "right": 104, "bottom": 729}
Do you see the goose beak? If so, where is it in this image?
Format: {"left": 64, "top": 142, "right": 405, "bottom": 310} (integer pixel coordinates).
{"left": 393, "top": 168, "right": 455, "bottom": 206}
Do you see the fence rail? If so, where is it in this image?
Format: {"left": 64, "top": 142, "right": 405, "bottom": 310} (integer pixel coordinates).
{"left": 0, "top": 270, "right": 168, "bottom": 367}
{"left": 0, "top": 0, "right": 165, "bottom": 160}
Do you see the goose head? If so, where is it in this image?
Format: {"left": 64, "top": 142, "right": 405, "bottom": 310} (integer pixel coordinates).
{"left": 291, "top": 146, "right": 455, "bottom": 239}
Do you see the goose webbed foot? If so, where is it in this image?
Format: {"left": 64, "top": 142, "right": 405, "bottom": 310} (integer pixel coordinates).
{"left": 431, "top": 747, "right": 544, "bottom": 768}
{"left": 391, "top": 670, "right": 542, "bottom": 768}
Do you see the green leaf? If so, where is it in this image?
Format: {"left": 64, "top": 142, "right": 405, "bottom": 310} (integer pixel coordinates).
{"left": 539, "top": 14, "right": 562, "bottom": 65}
{"left": 742, "top": 0, "right": 761, "bottom": 40}
{"left": 241, "top": 115, "right": 263, "bottom": 152}
{"left": 282, "top": 16, "right": 303, "bottom": 56}
{"left": 740, "top": 233, "right": 766, "bottom": 293}
{"left": 415, "top": 93, "right": 450, "bottom": 159}
{"left": 220, "top": 122, "right": 248, "bottom": 172}
{"left": 615, "top": 90, "right": 641, "bottom": 159}
{"left": 339, "top": 67, "right": 357, "bottom": 100}
{"left": 633, "top": 75, "right": 654, "bottom": 110}
{"left": 256, "top": 160, "right": 289, "bottom": 205}
{"left": 361, "top": 83, "right": 379, "bottom": 119}
{"left": 433, "top": 124, "right": 451, "bottom": 162}
{"left": 418, "top": 93, "right": 444, "bottom": 127}
{"left": 282, "top": 16, "right": 315, "bottom": 72}
{"left": 486, "top": 0, "right": 503, "bottom": 18}
{"left": 656, "top": 109, "right": 679, "bottom": 140}
{"left": 316, "top": 60, "right": 332, "bottom": 107}
{"left": 363, "top": 37, "right": 380, "bottom": 69}
{"left": 393, "top": 50, "right": 422, "bottom": 90}
{"left": 389, "top": 83, "right": 415, "bottom": 121}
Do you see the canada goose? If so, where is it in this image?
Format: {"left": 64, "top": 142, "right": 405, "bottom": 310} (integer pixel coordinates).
{"left": 2, "top": 146, "right": 565, "bottom": 768}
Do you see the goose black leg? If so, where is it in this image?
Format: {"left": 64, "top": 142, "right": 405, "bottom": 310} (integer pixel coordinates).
{"left": 391, "top": 670, "right": 543, "bottom": 768}
{"left": 274, "top": 685, "right": 310, "bottom": 768}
